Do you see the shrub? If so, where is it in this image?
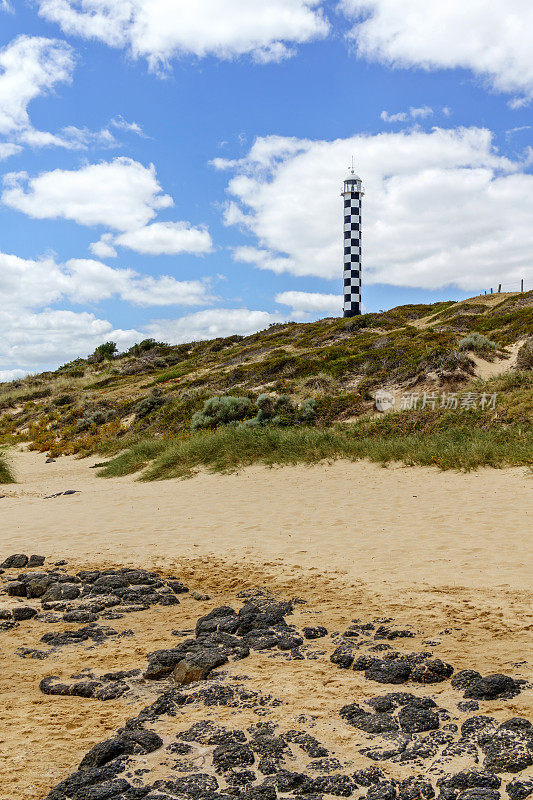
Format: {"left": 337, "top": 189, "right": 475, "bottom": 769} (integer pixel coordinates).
{"left": 135, "top": 390, "right": 165, "bottom": 419}
{"left": 128, "top": 339, "right": 166, "bottom": 357}
{"left": 89, "top": 341, "right": 118, "bottom": 363}
{"left": 458, "top": 332, "right": 497, "bottom": 353}
{"left": 516, "top": 337, "right": 533, "bottom": 370}
{"left": 191, "top": 395, "right": 253, "bottom": 430}
{"left": 76, "top": 409, "right": 114, "bottom": 432}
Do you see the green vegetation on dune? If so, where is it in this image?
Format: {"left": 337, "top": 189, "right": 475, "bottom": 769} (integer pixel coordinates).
{"left": 0, "top": 294, "right": 531, "bottom": 469}
{"left": 0, "top": 452, "right": 15, "bottom": 484}
{"left": 98, "top": 415, "right": 532, "bottom": 481}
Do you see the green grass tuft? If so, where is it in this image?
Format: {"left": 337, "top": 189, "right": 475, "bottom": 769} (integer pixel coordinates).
{"left": 97, "top": 418, "right": 532, "bottom": 482}
{"left": 0, "top": 451, "right": 15, "bottom": 484}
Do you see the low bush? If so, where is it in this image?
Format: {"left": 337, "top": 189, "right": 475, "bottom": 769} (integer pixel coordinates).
{"left": 134, "top": 390, "right": 165, "bottom": 419}
{"left": 516, "top": 337, "right": 533, "bottom": 370}
{"left": 191, "top": 394, "right": 316, "bottom": 430}
{"left": 458, "top": 332, "right": 497, "bottom": 353}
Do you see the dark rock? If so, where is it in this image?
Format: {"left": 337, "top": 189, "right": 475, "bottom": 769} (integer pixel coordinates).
{"left": 213, "top": 741, "right": 255, "bottom": 773}
{"left": 398, "top": 777, "right": 434, "bottom": 800}
{"left": 458, "top": 701, "right": 480, "bottom": 712}
{"left": 398, "top": 701, "right": 440, "bottom": 733}
{"left": 452, "top": 670, "right": 483, "bottom": 690}
{"left": 28, "top": 555, "right": 46, "bottom": 567}
{"left": 354, "top": 655, "right": 381, "bottom": 671}
{"left": 1, "top": 554, "right": 28, "bottom": 568}
{"left": 481, "top": 724, "right": 533, "bottom": 773}
{"left": 303, "top": 626, "right": 328, "bottom": 640}
{"left": 353, "top": 767, "right": 386, "bottom": 787}
{"left": 308, "top": 774, "right": 356, "bottom": 796}
{"left": 267, "top": 770, "right": 307, "bottom": 792}
{"left": 41, "top": 624, "right": 119, "bottom": 647}
{"left": 70, "top": 681, "right": 102, "bottom": 698}
{"left": 461, "top": 716, "right": 499, "bottom": 741}
{"left": 365, "top": 659, "right": 412, "bottom": 684}
{"left": 330, "top": 644, "right": 356, "bottom": 669}
{"left": 366, "top": 781, "right": 397, "bottom": 800}
{"left": 363, "top": 735, "right": 410, "bottom": 761}
{"left": 168, "top": 580, "right": 189, "bottom": 594}
{"left": 153, "top": 774, "right": 219, "bottom": 796}
{"left": 456, "top": 790, "right": 500, "bottom": 800}
{"left": 464, "top": 674, "right": 522, "bottom": 701}
{"left": 411, "top": 658, "right": 454, "bottom": 683}
{"left": 506, "top": 779, "right": 533, "bottom": 800}
{"left": 95, "top": 682, "right": 130, "bottom": 701}
{"left": 40, "top": 676, "right": 73, "bottom": 696}
{"left": 0, "top": 609, "right": 11, "bottom": 619}
{"left": 12, "top": 606, "right": 38, "bottom": 621}
{"left": 438, "top": 769, "right": 502, "bottom": 791}
{"left": 374, "top": 627, "right": 415, "bottom": 640}
{"left": 172, "top": 648, "right": 228, "bottom": 685}
{"left": 284, "top": 730, "right": 328, "bottom": 758}
{"left": 63, "top": 610, "right": 100, "bottom": 623}
{"left": 7, "top": 580, "right": 27, "bottom": 597}
{"left": 79, "top": 730, "right": 163, "bottom": 770}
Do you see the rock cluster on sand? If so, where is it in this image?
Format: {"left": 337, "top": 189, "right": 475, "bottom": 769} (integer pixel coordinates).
{"left": 0, "top": 555, "right": 531, "bottom": 800}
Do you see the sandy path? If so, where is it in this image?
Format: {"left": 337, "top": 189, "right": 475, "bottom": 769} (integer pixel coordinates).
{"left": 1, "top": 451, "right": 531, "bottom": 590}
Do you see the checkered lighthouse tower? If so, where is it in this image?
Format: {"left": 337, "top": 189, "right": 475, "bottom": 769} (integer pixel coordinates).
{"left": 342, "top": 164, "right": 364, "bottom": 317}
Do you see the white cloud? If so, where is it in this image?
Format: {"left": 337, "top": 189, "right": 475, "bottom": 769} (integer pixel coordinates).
{"left": 0, "top": 308, "right": 141, "bottom": 373}
{"left": 341, "top": 0, "right": 533, "bottom": 101}
{"left": 381, "top": 106, "right": 433, "bottom": 123}
{"left": 114, "top": 221, "right": 213, "bottom": 256}
{"left": 217, "top": 127, "right": 533, "bottom": 291}
{"left": 0, "top": 250, "right": 216, "bottom": 310}
{"left": 146, "top": 308, "right": 284, "bottom": 344}
{"left": 110, "top": 115, "right": 145, "bottom": 136}
{"left": 0, "top": 142, "right": 21, "bottom": 159}
{"left": 0, "top": 35, "right": 75, "bottom": 146}
{"left": 0, "top": 369, "right": 30, "bottom": 383}
{"left": 89, "top": 233, "right": 118, "bottom": 258}
{"left": 36, "top": 0, "right": 329, "bottom": 70}
{"left": 275, "top": 291, "right": 342, "bottom": 315}
{"left": 2, "top": 157, "right": 173, "bottom": 231}
{"left": 381, "top": 110, "right": 407, "bottom": 123}
{"left": 1, "top": 1, "right": 13, "bottom": 12}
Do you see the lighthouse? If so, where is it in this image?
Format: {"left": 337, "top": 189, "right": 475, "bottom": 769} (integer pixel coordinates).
{"left": 342, "top": 164, "right": 364, "bottom": 317}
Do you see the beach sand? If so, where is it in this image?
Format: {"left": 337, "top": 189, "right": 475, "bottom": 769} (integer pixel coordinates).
{"left": 0, "top": 451, "right": 532, "bottom": 799}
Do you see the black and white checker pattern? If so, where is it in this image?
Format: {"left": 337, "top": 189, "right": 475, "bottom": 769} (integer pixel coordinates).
{"left": 342, "top": 175, "right": 363, "bottom": 317}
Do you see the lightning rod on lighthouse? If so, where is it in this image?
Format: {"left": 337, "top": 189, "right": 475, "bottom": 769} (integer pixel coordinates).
{"left": 342, "top": 162, "right": 364, "bottom": 317}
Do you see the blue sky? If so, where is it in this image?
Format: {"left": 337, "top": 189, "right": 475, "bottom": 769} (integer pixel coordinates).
{"left": 0, "top": 0, "right": 532, "bottom": 377}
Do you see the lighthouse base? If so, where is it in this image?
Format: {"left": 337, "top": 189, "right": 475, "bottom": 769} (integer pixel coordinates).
{"left": 343, "top": 308, "right": 361, "bottom": 318}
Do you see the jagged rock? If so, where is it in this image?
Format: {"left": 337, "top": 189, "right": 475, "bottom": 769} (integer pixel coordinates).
{"left": 354, "top": 767, "right": 387, "bottom": 786}
{"left": 79, "top": 730, "right": 163, "bottom": 770}
{"left": 212, "top": 741, "right": 255, "bottom": 773}
{"left": 366, "top": 780, "right": 398, "bottom": 800}
{"left": 303, "top": 626, "right": 328, "bottom": 640}
{"left": 438, "top": 769, "right": 502, "bottom": 791}
{"left": 411, "top": 658, "right": 454, "bottom": 683}
{"left": 398, "top": 700, "right": 440, "bottom": 733}
{"left": 461, "top": 716, "right": 499, "bottom": 741}
{"left": 480, "top": 720, "right": 533, "bottom": 773}
{"left": 12, "top": 606, "right": 38, "bottom": 621}
{"left": 330, "top": 644, "right": 356, "bottom": 669}
{"left": 28, "top": 555, "right": 46, "bottom": 567}
{"left": 365, "top": 659, "right": 412, "bottom": 684}
{"left": 363, "top": 734, "right": 410, "bottom": 761}
{"left": 398, "top": 777, "right": 435, "bottom": 800}
{"left": 463, "top": 674, "right": 522, "bottom": 700}
{"left": 172, "top": 649, "right": 228, "bottom": 685}
{"left": 7, "top": 580, "right": 27, "bottom": 597}
{"left": 506, "top": 778, "right": 533, "bottom": 800}
{"left": 63, "top": 610, "right": 99, "bottom": 623}
{"left": 1, "top": 554, "right": 28, "bottom": 569}
{"left": 374, "top": 627, "right": 415, "bottom": 640}
{"left": 0, "top": 609, "right": 11, "bottom": 619}
{"left": 153, "top": 774, "right": 219, "bottom": 796}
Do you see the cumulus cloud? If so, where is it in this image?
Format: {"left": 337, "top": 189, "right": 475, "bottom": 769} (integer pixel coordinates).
{"left": 275, "top": 291, "right": 342, "bottom": 315}
{"left": 217, "top": 127, "right": 533, "bottom": 291}
{"left": 146, "top": 308, "right": 284, "bottom": 344}
{"left": 0, "top": 35, "right": 75, "bottom": 149}
{"left": 36, "top": 0, "right": 329, "bottom": 70}
{"left": 0, "top": 250, "right": 216, "bottom": 310}
{"left": 341, "top": 0, "right": 533, "bottom": 102}
{"left": 114, "top": 221, "right": 213, "bottom": 256}
{"left": 0, "top": 249, "right": 220, "bottom": 374}
{"left": 2, "top": 158, "right": 214, "bottom": 256}
{"left": 0, "top": 308, "right": 141, "bottom": 374}
{"left": 2, "top": 157, "right": 172, "bottom": 230}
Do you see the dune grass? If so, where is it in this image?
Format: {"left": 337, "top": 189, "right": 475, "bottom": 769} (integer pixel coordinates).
{"left": 0, "top": 451, "right": 15, "bottom": 484}
{"left": 97, "top": 419, "right": 533, "bottom": 481}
